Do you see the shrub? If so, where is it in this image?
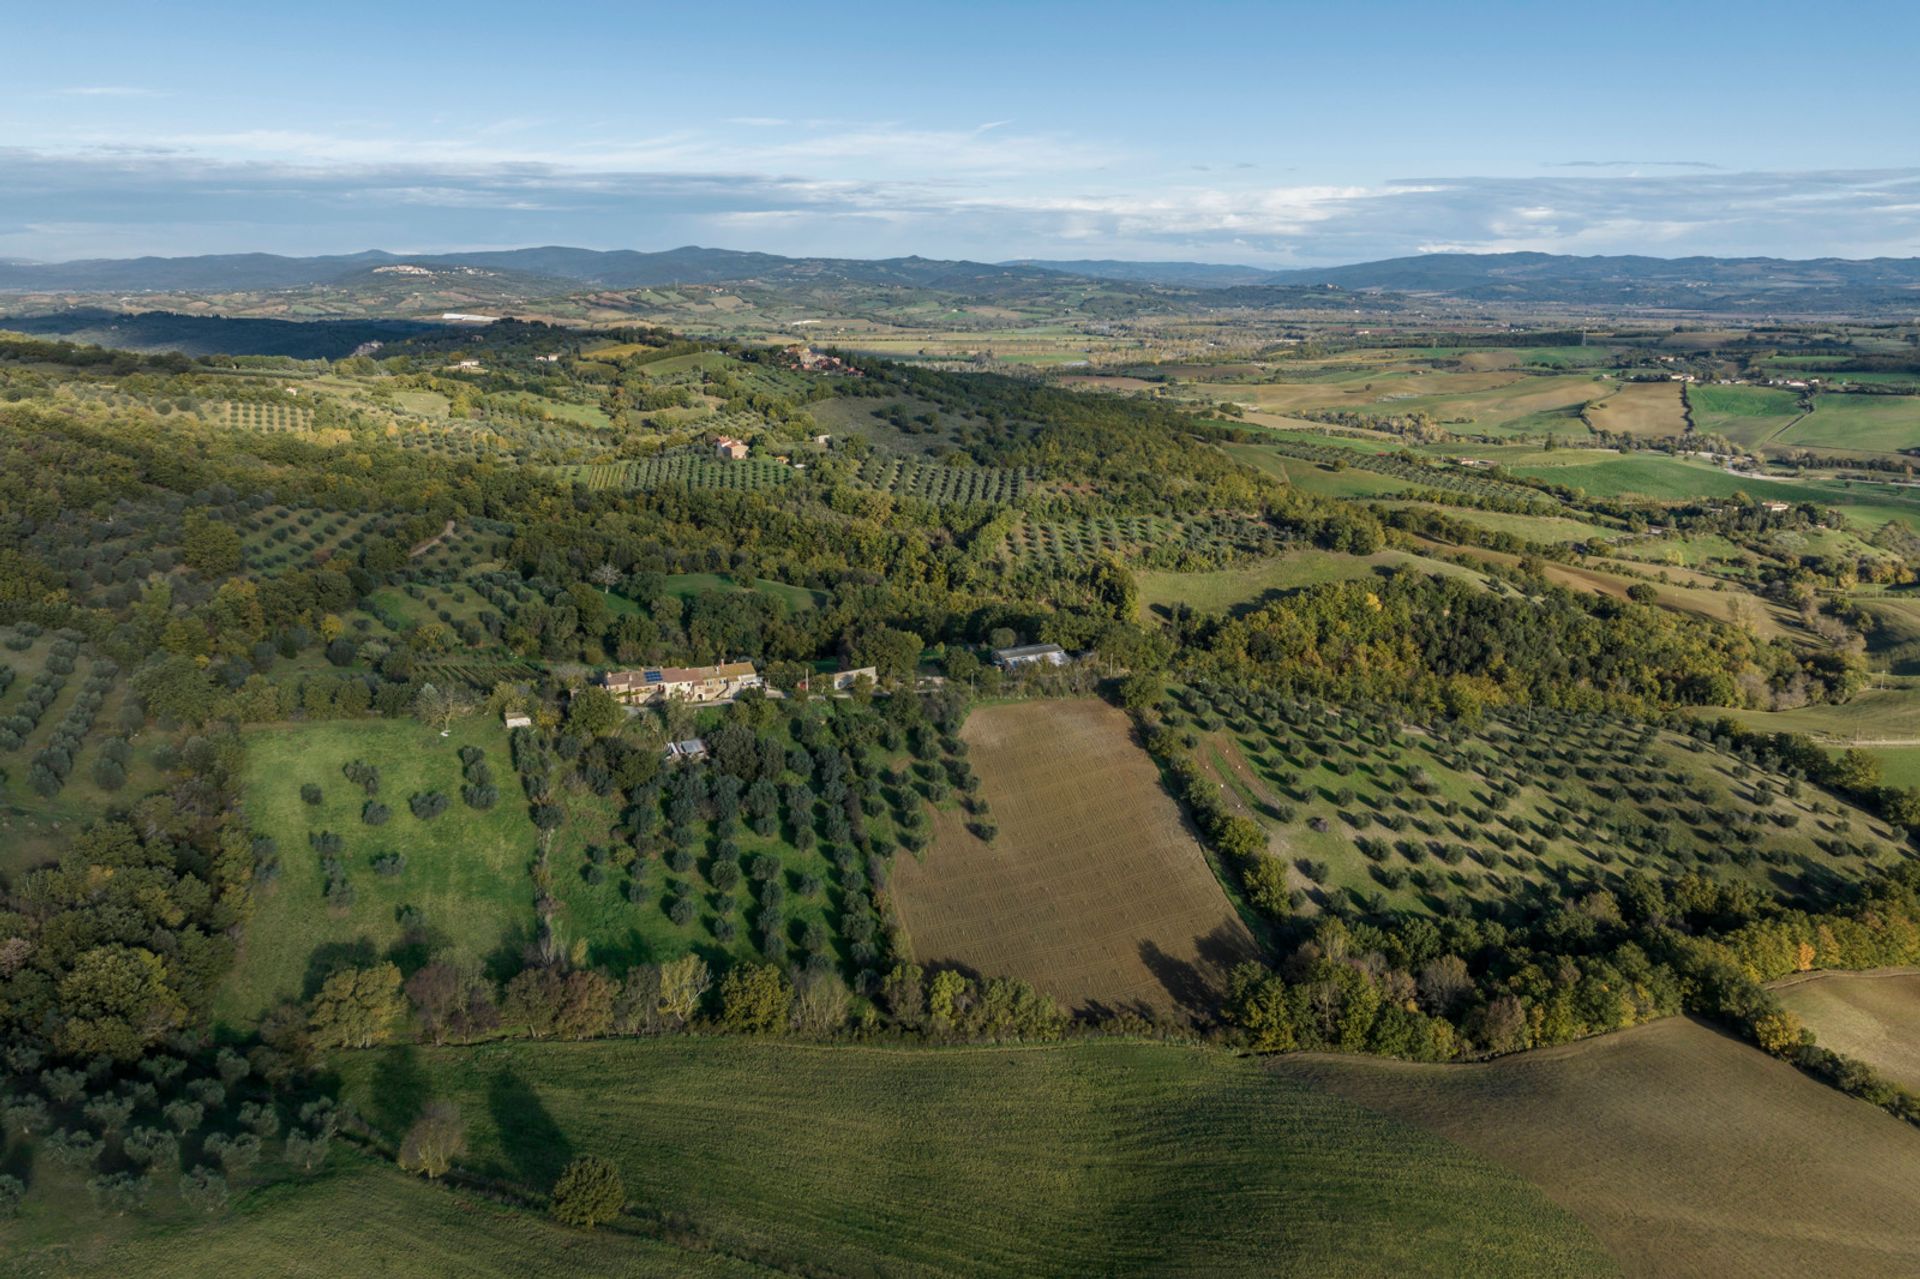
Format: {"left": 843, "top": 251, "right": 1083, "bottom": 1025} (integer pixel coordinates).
{"left": 362, "top": 800, "right": 391, "bottom": 827}
{"left": 550, "top": 1154, "right": 625, "bottom": 1229}
{"left": 301, "top": 783, "right": 324, "bottom": 805}
{"left": 408, "top": 791, "right": 449, "bottom": 820}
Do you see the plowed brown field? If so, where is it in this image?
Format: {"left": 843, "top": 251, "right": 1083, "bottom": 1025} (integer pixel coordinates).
{"left": 891, "top": 699, "right": 1256, "bottom": 1018}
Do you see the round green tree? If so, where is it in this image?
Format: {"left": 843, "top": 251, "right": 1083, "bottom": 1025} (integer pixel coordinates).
{"left": 551, "top": 1154, "right": 625, "bottom": 1229}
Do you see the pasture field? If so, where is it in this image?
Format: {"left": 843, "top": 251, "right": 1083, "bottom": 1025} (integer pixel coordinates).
{"left": 658, "top": 571, "right": 825, "bottom": 612}
{"left": 1585, "top": 380, "right": 1687, "bottom": 437}
{"left": 9, "top": 1153, "right": 745, "bottom": 1279}
{"left": 891, "top": 699, "right": 1258, "bottom": 1018}
{"left": 1225, "top": 439, "right": 1556, "bottom": 507}
{"left": 1708, "top": 682, "right": 1920, "bottom": 745}
{"left": 329, "top": 1037, "right": 1614, "bottom": 1278}
{"left": 219, "top": 717, "right": 541, "bottom": 1027}
{"left": 1508, "top": 453, "right": 1787, "bottom": 501}
{"left": 1377, "top": 500, "right": 1620, "bottom": 545}
{"left": 1780, "top": 393, "right": 1920, "bottom": 453}
{"left": 1772, "top": 969, "right": 1920, "bottom": 1092}
{"left": 1280, "top": 1017, "right": 1920, "bottom": 1278}
{"left": 1137, "top": 549, "right": 1487, "bottom": 618}
{"left": 1178, "top": 686, "right": 1904, "bottom": 920}
{"left": 1403, "top": 539, "right": 1802, "bottom": 641}
{"left": 1687, "top": 383, "right": 1804, "bottom": 446}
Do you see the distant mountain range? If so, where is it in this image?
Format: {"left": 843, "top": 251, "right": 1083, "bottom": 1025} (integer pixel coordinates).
{"left": 0, "top": 246, "right": 1077, "bottom": 295}
{"left": 1020, "top": 252, "right": 1920, "bottom": 311}
{"left": 3, "top": 246, "right": 1918, "bottom": 314}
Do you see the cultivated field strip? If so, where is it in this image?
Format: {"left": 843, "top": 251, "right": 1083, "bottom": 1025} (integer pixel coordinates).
{"left": 892, "top": 699, "right": 1256, "bottom": 1016}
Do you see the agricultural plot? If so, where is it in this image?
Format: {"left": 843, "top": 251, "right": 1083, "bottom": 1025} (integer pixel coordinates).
{"left": 1772, "top": 969, "right": 1920, "bottom": 1092}
{"left": 1005, "top": 512, "right": 1282, "bottom": 569}
{"left": 1229, "top": 438, "right": 1559, "bottom": 510}
{"left": 329, "top": 1037, "right": 1610, "bottom": 1278}
{"left": 240, "top": 506, "right": 386, "bottom": 573}
{"left": 559, "top": 455, "right": 794, "bottom": 492}
{"left": 213, "top": 399, "right": 315, "bottom": 433}
{"left": 658, "top": 571, "right": 825, "bottom": 612}
{"left": 405, "top": 520, "right": 512, "bottom": 577}
{"left": 1176, "top": 684, "right": 1905, "bottom": 921}
{"left": 1584, "top": 380, "right": 1687, "bottom": 438}
{"left": 552, "top": 705, "right": 955, "bottom": 983}
{"left": 1375, "top": 501, "right": 1621, "bottom": 545}
{"left": 14, "top": 1155, "right": 748, "bottom": 1279}
{"left": 1137, "top": 550, "right": 1489, "bottom": 619}
{"left": 220, "top": 717, "right": 543, "bottom": 1028}
{"left": 854, "top": 454, "right": 1032, "bottom": 504}
{"left": 1281, "top": 1016, "right": 1920, "bottom": 1278}
{"left": 1687, "top": 383, "right": 1805, "bottom": 447}
{"left": 0, "top": 627, "right": 153, "bottom": 875}
{"left": 892, "top": 699, "right": 1258, "bottom": 1018}
{"left": 1779, "top": 393, "right": 1920, "bottom": 454}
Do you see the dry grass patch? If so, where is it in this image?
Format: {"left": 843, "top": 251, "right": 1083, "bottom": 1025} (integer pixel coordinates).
{"left": 891, "top": 699, "right": 1256, "bottom": 1019}
{"left": 1587, "top": 381, "right": 1688, "bottom": 437}
{"left": 1773, "top": 968, "right": 1920, "bottom": 1092}
{"left": 1280, "top": 1017, "right": 1920, "bottom": 1278}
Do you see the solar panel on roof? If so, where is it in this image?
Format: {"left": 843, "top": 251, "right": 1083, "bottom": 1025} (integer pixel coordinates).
{"left": 644, "top": 671, "right": 663, "bottom": 683}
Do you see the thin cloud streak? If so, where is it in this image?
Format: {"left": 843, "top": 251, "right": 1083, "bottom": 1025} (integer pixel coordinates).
{"left": 1, "top": 146, "right": 1917, "bottom": 265}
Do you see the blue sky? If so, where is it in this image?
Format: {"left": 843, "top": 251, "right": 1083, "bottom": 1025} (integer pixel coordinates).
{"left": 3, "top": 0, "right": 1917, "bottom": 265}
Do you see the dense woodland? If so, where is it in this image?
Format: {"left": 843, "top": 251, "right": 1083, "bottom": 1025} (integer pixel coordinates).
{"left": 4, "top": 315, "right": 1920, "bottom": 1232}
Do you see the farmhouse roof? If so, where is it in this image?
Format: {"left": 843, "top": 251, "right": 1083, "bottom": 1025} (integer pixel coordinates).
{"left": 993, "top": 643, "right": 1067, "bottom": 661}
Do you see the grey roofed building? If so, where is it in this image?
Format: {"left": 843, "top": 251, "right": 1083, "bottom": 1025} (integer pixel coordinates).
{"left": 991, "top": 642, "right": 1069, "bottom": 670}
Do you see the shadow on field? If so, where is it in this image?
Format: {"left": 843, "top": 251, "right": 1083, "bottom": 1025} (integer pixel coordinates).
{"left": 486, "top": 1067, "right": 572, "bottom": 1188}
{"left": 1139, "top": 923, "right": 1259, "bottom": 1021}
{"left": 367, "top": 1043, "right": 431, "bottom": 1137}
{"left": 301, "top": 937, "right": 380, "bottom": 1001}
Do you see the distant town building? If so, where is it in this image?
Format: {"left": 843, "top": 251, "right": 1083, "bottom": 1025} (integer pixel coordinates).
{"left": 714, "top": 436, "right": 750, "bottom": 460}
{"left": 534, "top": 353, "right": 562, "bottom": 363}
{"left": 601, "top": 662, "right": 762, "bottom": 705}
{"left": 992, "top": 643, "right": 1069, "bottom": 670}
{"left": 450, "top": 359, "right": 484, "bottom": 371}
{"left": 503, "top": 712, "right": 533, "bottom": 730}
{"left": 664, "top": 738, "right": 708, "bottom": 763}
{"left": 440, "top": 313, "right": 500, "bottom": 324}
{"left": 1761, "top": 500, "right": 1792, "bottom": 514}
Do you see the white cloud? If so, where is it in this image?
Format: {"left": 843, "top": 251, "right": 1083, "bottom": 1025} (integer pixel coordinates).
{"left": 1, "top": 140, "right": 1917, "bottom": 265}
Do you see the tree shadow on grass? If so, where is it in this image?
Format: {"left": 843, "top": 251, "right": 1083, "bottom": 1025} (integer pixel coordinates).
{"left": 367, "top": 1043, "right": 431, "bottom": 1139}
{"left": 486, "top": 1067, "right": 572, "bottom": 1189}
{"left": 301, "top": 937, "right": 380, "bottom": 1001}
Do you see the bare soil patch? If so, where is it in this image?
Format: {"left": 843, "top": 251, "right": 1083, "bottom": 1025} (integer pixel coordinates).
{"left": 1773, "top": 967, "right": 1920, "bottom": 1092}
{"left": 891, "top": 699, "right": 1256, "bottom": 1019}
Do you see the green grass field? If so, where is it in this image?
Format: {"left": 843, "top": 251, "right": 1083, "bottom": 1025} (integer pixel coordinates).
{"left": 658, "top": 572, "right": 825, "bottom": 612}
{"left": 328, "top": 1037, "right": 1614, "bottom": 1277}
{"left": 1780, "top": 394, "right": 1920, "bottom": 454}
{"left": 1137, "top": 550, "right": 1485, "bottom": 618}
{"left": 1687, "top": 383, "right": 1804, "bottom": 447}
{"left": 10, "top": 1152, "right": 752, "bottom": 1279}
{"left": 219, "top": 717, "right": 541, "bottom": 1028}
